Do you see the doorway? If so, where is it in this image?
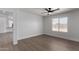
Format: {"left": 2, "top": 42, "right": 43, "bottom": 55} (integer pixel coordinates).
{"left": 0, "top": 10, "right": 14, "bottom": 50}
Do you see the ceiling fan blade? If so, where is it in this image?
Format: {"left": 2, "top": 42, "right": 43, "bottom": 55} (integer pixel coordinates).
{"left": 55, "top": 8, "right": 60, "bottom": 10}
{"left": 45, "top": 8, "right": 49, "bottom": 11}
{"left": 51, "top": 8, "right": 60, "bottom": 12}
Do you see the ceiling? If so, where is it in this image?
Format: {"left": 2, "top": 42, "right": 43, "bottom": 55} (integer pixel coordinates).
{"left": 20, "top": 8, "right": 77, "bottom": 16}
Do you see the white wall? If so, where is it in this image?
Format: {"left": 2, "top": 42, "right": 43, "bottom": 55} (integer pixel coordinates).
{"left": 0, "top": 17, "right": 7, "bottom": 33}
{"left": 43, "top": 10, "right": 79, "bottom": 42}
{"left": 16, "top": 10, "right": 43, "bottom": 40}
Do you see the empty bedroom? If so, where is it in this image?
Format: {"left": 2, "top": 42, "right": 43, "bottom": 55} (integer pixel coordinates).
{"left": 0, "top": 8, "right": 79, "bottom": 51}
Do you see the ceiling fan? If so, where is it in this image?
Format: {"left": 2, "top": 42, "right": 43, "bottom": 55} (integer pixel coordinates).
{"left": 41, "top": 8, "right": 60, "bottom": 15}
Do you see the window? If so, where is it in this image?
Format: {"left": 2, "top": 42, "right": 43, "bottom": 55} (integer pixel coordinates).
{"left": 52, "top": 17, "right": 68, "bottom": 32}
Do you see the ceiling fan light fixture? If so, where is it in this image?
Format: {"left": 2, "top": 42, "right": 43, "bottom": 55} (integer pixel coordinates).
{"left": 48, "top": 12, "right": 52, "bottom": 15}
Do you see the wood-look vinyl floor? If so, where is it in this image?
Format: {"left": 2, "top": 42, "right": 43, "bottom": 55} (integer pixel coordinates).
{"left": 0, "top": 33, "right": 79, "bottom": 51}
{"left": 0, "top": 32, "right": 13, "bottom": 51}
{"left": 14, "top": 35, "right": 79, "bottom": 51}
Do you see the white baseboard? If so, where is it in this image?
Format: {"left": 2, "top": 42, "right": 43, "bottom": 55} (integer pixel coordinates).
{"left": 16, "top": 33, "right": 79, "bottom": 43}
{"left": 45, "top": 34, "right": 79, "bottom": 42}
{"left": 66, "top": 37, "right": 79, "bottom": 42}
{"left": 17, "top": 33, "right": 43, "bottom": 40}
